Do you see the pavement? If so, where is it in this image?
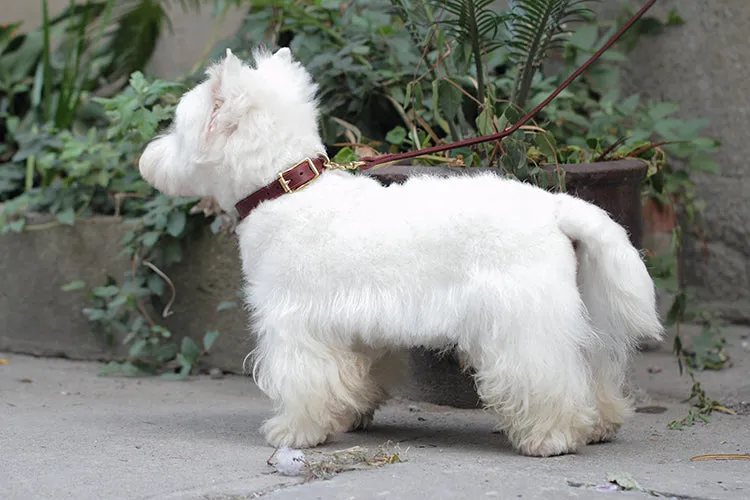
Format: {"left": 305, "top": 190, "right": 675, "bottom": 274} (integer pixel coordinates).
{"left": 1, "top": 325, "right": 749, "bottom": 500}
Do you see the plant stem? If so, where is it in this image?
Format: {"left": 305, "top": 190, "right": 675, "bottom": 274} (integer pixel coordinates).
{"left": 25, "top": 156, "right": 36, "bottom": 192}
{"left": 24, "top": 220, "right": 62, "bottom": 231}
{"left": 41, "top": 0, "right": 53, "bottom": 123}
{"left": 512, "top": 2, "right": 554, "bottom": 110}
{"left": 467, "top": 0, "right": 485, "bottom": 104}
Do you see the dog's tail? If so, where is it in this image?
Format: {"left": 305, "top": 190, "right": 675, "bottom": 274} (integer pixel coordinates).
{"left": 555, "top": 194, "right": 664, "bottom": 346}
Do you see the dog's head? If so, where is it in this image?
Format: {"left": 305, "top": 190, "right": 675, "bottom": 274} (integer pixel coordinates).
{"left": 139, "top": 47, "right": 324, "bottom": 211}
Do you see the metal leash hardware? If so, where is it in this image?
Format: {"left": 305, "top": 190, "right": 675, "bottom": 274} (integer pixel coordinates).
{"left": 319, "top": 152, "right": 366, "bottom": 172}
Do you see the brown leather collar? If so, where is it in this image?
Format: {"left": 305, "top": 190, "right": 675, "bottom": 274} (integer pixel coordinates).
{"left": 234, "top": 155, "right": 328, "bottom": 220}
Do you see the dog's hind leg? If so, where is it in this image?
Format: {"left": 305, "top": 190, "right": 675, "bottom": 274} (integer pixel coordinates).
{"left": 586, "top": 344, "right": 632, "bottom": 444}
{"left": 252, "top": 330, "right": 384, "bottom": 448}
{"left": 469, "top": 293, "right": 598, "bottom": 457}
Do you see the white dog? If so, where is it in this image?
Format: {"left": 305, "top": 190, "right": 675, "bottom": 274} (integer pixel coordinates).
{"left": 139, "top": 47, "right": 664, "bottom": 457}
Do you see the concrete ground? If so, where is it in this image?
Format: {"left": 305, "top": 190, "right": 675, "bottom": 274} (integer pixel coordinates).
{"left": 2, "top": 326, "right": 749, "bottom": 500}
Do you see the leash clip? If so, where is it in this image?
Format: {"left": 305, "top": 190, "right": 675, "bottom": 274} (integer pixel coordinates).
{"left": 319, "top": 152, "right": 365, "bottom": 172}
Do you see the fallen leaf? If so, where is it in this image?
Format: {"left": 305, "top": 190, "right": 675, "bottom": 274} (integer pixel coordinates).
{"left": 713, "top": 405, "right": 737, "bottom": 415}
{"left": 635, "top": 405, "right": 667, "bottom": 414}
{"left": 606, "top": 472, "right": 641, "bottom": 491}
{"left": 0, "top": 358, "right": 8, "bottom": 364}
{"left": 691, "top": 454, "right": 750, "bottom": 462}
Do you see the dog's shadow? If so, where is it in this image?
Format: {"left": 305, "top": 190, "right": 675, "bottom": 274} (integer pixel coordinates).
{"left": 349, "top": 420, "right": 513, "bottom": 454}
{"left": 133, "top": 407, "right": 515, "bottom": 455}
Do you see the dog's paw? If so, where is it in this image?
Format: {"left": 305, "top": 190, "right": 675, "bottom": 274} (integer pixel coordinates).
{"left": 514, "top": 428, "right": 587, "bottom": 457}
{"left": 586, "top": 421, "right": 621, "bottom": 444}
{"left": 262, "top": 416, "right": 329, "bottom": 449}
{"left": 348, "top": 410, "right": 374, "bottom": 432}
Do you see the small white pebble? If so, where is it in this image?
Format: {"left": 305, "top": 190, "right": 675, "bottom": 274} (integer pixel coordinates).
{"left": 272, "top": 446, "right": 307, "bottom": 476}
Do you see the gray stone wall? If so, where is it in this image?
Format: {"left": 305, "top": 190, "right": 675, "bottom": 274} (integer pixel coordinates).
{"left": 597, "top": 1, "right": 750, "bottom": 322}
{"left": 7, "top": 0, "right": 750, "bottom": 322}
{"left": 6, "top": 0, "right": 245, "bottom": 79}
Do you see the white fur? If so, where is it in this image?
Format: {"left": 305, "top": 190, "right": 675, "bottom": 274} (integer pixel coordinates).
{"left": 139, "top": 47, "right": 664, "bottom": 457}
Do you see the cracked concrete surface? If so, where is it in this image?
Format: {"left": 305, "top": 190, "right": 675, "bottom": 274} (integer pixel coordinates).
{"left": 1, "top": 325, "right": 749, "bottom": 500}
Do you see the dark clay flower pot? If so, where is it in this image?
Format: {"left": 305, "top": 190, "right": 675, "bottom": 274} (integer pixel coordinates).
{"left": 362, "top": 159, "right": 649, "bottom": 408}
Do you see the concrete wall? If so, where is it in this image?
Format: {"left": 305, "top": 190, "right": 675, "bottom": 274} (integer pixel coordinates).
{"left": 0, "top": 213, "right": 253, "bottom": 373}
{"left": 5, "top": 0, "right": 245, "bottom": 79}
{"left": 596, "top": 1, "right": 750, "bottom": 322}
{"left": 6, "top": 1, "right": 750, "bottom": 322}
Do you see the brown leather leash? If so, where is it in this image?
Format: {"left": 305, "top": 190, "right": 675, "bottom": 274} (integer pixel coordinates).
{"left": 235, "top": 0, "right": 659, "bottom": 220}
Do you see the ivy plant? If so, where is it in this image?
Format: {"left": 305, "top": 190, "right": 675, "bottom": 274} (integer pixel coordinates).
{"left": 1, "top": 72, "right": 231, "bottom": 379}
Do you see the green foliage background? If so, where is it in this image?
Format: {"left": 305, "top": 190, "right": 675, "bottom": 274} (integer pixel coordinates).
{"left": 0, "top": 0, "right": 731, "bottom": 423}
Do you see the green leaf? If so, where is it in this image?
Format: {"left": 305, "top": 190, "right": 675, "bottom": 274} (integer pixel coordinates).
{"left": 690, "top": 155, "right": 720, "bottom": 174}
{"left": 436, "top": 79, "right": 462, "bottom": 121}
{"left": 666, "top": 292, "right": 687, "bottom": 326}
{"left": 648, "top": 102, "right": 680, "bottom": 121}
{"left": 129, "top": 339, "right": 148, "bottom": 358}
{"left": 533, "top": 131, "right": 557, "bottom": 157}
{"left": 140, "top": 231, "right": 160, "bottom": 248}
{"left": 61, "top": 280, "right": 86, "bottom": 292}
{"left": 175, "top": 352, "right": 193, "bottom": 375}
{"left": 216, "top": 301, "right": 237, "bottom": 312}
{"left": 403, "top": 81, "right": 414, "bottom": 108}
{"left": 691, "top": 137, "right": 719, "bottom": 150}
{"left": 386, "top": 126, "right": 407, "bottom": 145}
{"left": 166, "top": 211, "right": 187, "bottom": 237}
{"left": 331, "top": 146, "right": 356, "bottom": 164}
{"left": 181, "top": 336, "right": 200, "bottom": 363}
{"left": 203, "top": 331, "right": 220, "bottom": 351}
{"left": 152, "top": 326, "right": 172, "bottom": 338}
{"left": 475, "top": 108, "right": 494, "bottom": 136}
{"left": 56, "top": 208, "right": 76, "bottom": 226}
{"left": 413, "top": 81, "right": 424, "bottom": 109}
{"left": 7, "top": 219, "right": 26, "bottom": 233}
{"left": 617, "top": 94, "right": 641, "bottom": 115}
{"left": 148, "top": 275, "right": 165, "bottom": 296}
{"left": 93, "top": 285, "right": 119, "bottom": 298}
{"left": 83, "top": 308, "right": 106, "bottom": 321}
{"left": 568, "top": 24, "right": 598, "bottom": 51}
{"left": 598, "top": 50, "right": 626, "bottom": 62}
{"left": 666, "top": 9, "right": 686, "bottom": 25}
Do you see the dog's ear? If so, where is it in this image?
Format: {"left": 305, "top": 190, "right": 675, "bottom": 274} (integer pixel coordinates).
{"left": 222, "top": 48, "right": 244, "bottom": 79}
{"left": 205, "top": 49, "right": 247, "bottom": 139}
{"left": 273, "top": 47, "right": 293, "bottom": 63}
{"left": 210, "top": 49, "right": 243, "bottom": 98}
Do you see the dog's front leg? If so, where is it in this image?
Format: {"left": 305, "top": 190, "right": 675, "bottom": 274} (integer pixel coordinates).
{"left": 252, "top": 330, "right": 385, "bottom": 448}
